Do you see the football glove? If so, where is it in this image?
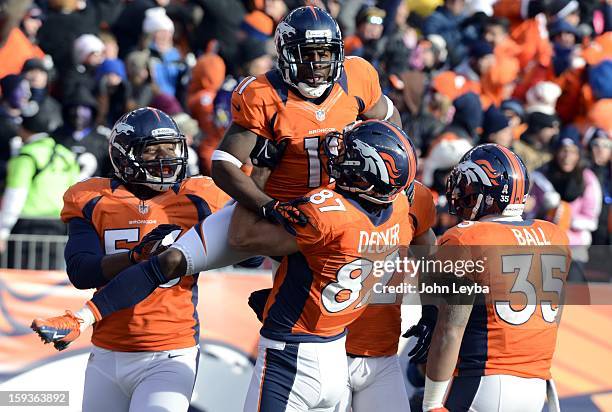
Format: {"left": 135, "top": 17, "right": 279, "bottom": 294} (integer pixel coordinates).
{"left": 403, "top": 305, "right": 438, "bottom": 364}
{"left": 259, "top": 197, "right": 309, "bottom": 235}
{"left": 248, "top": 288, "right": 272, "bottom": 322}
{"left": 250, "top": 136, "right": 288, "bottom": 169}
{"left": 128, "top": 224, "right": 181, "bottom": 264}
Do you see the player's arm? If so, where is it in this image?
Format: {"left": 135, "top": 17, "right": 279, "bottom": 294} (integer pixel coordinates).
{"left": 212, "top": 123, "right": 274, "bottom": 212}
{"left": 65, "top": 219, "right": 178, "bottom": 288}
{"left": 423, "top": 300, "right": 474, "bottom": 411}
{"left": 361, "top": 94, "right": 402, "bottom": 127}
{"left": 228, "top": 204, "right": 299, "bottom": 256}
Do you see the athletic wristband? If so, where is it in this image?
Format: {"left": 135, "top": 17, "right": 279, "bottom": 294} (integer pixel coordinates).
{"left": 423, "top": 376, "right": 450, "bottom": 411}
{"left": 211, "top": 150, "right": 243, "bottom": 168}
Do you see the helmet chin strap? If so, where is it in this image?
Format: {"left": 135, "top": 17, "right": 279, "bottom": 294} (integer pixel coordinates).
{"left": 296, "top": 82, "right": 330, "bottom": 98}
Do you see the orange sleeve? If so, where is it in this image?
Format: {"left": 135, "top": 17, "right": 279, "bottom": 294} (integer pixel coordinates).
{"left": 231, "top": 76, "right": 273, "bottom": 140}
{"left": 60, "top": 179, "right": 106, "bottom": 223}
{"left": 411, "top": 182, "right": 437, "bottom": 237}
{"left": 293, "top": 200, "right": 330, "bottom": 251}
{"left": 349, "top": 57, "right": 383, "bottom": 114}
{"left": 183, "top": 176, "right": 231, "bottom": 213}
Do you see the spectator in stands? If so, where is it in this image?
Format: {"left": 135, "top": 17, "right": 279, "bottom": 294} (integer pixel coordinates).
{"left": 21, "top": 58, "right": 63, "bottom": 136}
{"left": 433, "top": 91, "right": 483, "bottom": 147}
{"left": 344, "top": 6, "right": 387, "bottom": 66}
{"left": 422, "top": 0, "right": 467, "bottom": 66}
{"left": 515, "top": 111, "right": 560, "bottom": 172}
{"left": 99, "top": 31, "right": 120, "bottom": 61}
{"left": 187, "top": 52, "right": 226, "bottom": 176}
{"left": 0, "top": 75, "right": 33, "bottom": 191}
{"left": 37, "top": 0, "right": 99, "bottom": 77}
{"left": 0, "top": 107, "right": 79, "bottom": 268}
{"left": 484, "top": 16, "right": 521, "bottom": 62}
{"left": 480, "top": 105, "right": 513, "bottom": 147}
{"left": 0, "top": 5, "right": 44, "bottom": 79}
{"left": 53, "top": 85, "right": 112, "bottom": 180}
{"left": 125, "top": 50, "right": 155, "bottom": 110}
{"left": 143, "top": 7, "right": 189, "bottom": 99}
{"left": 500, "top": 98, "right": 527, "bottom": 140}
{"left": 529, "top": 126, "right": 602, "bottom": 281}
{"left": 95, "top": 58, "right": 129, "bottom": 127}
{"left": 586, "top": 128, "right": 611, "bottom": 245}
{"left": 64, "top": 34, "right": 106, "bottom": 98}
{"left": 172, "top": 112, "right": 201, "bottom": 177}
{"left": 20, "top": 4, "right": 43, "bottom": 45}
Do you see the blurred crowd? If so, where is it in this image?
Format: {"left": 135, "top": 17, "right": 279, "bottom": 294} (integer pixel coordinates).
{"left": 0, "top": 0, "right": 610, "bottom": 278}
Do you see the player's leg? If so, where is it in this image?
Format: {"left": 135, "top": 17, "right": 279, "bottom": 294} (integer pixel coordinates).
{"left": 129, "top": 346, "right": 200, "bottom": 412}
{"left": 350, "top": 356, "right": 411, "bottom": 412}
{"left": 244, "top": 336, "right": 348, "bottom": 412}
{"left": 243, "top": 336, "right": 303, "bottom": 412}
{"left": 445, "top": 375, "right": 546, "bottom": 412}
{"left": 81, "top": 346, "right": 131, "bottom": 412}
{"left": 333, "top": 356, "right": 361, "bottom": 412}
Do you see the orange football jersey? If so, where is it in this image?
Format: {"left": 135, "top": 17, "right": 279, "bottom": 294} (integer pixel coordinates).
{"left": 345, "top": 181, "right": 437, "bottom": 356}
{"left": 61, "top": 176, "right": 229, "bottom": 351}
{"left": 438, "top": 218, "right": 570, "bottom": 379}
{"left": 231, "top": 56, "right": 382, "bottom": 201}
{"left": 260, "top": 187, "right": 412, "bottom": 342}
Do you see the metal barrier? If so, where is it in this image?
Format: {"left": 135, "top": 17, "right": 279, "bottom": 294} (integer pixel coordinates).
{"left": 0, "top": 234, "right": 68, "bottom": 270}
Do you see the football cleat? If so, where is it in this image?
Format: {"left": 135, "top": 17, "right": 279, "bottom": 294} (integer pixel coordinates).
{"left": 31, "top": 311, "right": 83, "bottom": 351}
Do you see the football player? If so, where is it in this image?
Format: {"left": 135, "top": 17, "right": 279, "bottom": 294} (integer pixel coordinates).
{"left": 33, "top": 120, "right": 418, "bottom": 412}
{"left": 31, "top": 108, "right": 231, "bottom": 412}
{"left": 335, "top": 180, "right": 437, "bottom": 412}
{"left": 422, "top": 144, "right": 570, "bottom": 412}
{"left": 193, "top": 6, "right": 403, "bottom": 267}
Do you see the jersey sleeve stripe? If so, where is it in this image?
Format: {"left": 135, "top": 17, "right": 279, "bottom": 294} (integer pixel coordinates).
{"left": 82, "top": 196, "right": 102, "bottom": 221}
{"left": 186, "top": 194, "right": 212, "bottom": 221}
{"left": 237, "top": 76, "right": 257, "bottom": 95}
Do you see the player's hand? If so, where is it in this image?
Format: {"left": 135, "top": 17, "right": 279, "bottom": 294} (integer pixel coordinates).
{"left": 248, "top": 288, "right": 272, "bottom": 322}
{"left": 129, "top": 224, "right": 181, "bottom": 264}
{"left": 250, "top": 136, "right": 288, "bottom": 169}
{"left": 259, "top": 197, "right": 309, "bottom": 235}
{"left": 426, "top": 408, "right": 449, "bottom": 412}
{"left": 403, "top": 305, "right": 438, "bottom": 364}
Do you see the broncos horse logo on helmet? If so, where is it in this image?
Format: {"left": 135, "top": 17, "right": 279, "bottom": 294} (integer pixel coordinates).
{"left": 109, "top": 107, "right": 188, "bottom": 192}
{"left": 323, "top": 120, "right": 417, "bottom": 204}
{"left": 274, "top": 6, "right": 344, "bottom": 98}
{"left": 446, "top": 143, "right": 529, "bottom": 220}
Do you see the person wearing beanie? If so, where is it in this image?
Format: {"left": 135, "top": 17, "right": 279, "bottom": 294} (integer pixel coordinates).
{"left": 53, "top": 84, "right": 112, "bottom": 180}
{"left": 62, "top": 34, "right": 106, "bottom": 100}
{"left": 481, "top": 105, "right": 513, "bottom": 147}
{"left": 343, "top": 5, "right": 387, "bottom": 63}
{"left": 0, "top": 74, "right": 33, "bottom": 191}
{"left": 143, "top": 7, "right": 188, "bottom": 99}
{"left": 514, "top": 111, "right": 560, "bottom": 172}
{"left": 525, "top": 81, "right": 563, "bottom": 115}
{"left": 20, "top": 57, "right": 63, "bottom": 143}
{"left": 500, "top": 98, "right": 527, "bottom": 140}
{"left": 96, "top": 59, "right": 129, "bottom": 126}
{"left": 529, "top": 125, "right": 603, "bottom": 281}
{"left": 0, "top": 106, "right": 79, "bottom": 263}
